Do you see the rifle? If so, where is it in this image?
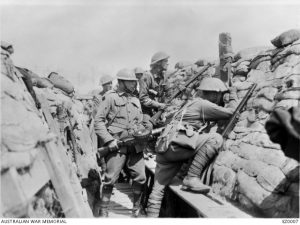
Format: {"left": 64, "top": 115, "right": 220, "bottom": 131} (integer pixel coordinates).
{"left": 221, "top": 83, "right": 257, "bottom": 138}
{"left": 150, "top": 65, "right": 210, "bottom": 125}
{"left": 97, "top": 127, "right": 164, "bottom": 157}
{"left": 202, "top": 83, "right": 257, "bottom": 186}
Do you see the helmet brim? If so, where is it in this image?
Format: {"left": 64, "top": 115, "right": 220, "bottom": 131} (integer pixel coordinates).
{"left": 117, "top": 78, "right": 138, "bottom": 81}
{"left": 150, "top": 56, "right": 170, "bottom": 66}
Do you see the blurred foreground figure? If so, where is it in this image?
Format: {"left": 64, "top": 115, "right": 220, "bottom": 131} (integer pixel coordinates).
{"left": 266, "top": 106, "right": 300, "bottom": 162}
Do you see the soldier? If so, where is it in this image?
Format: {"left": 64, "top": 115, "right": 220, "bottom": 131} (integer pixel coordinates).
{"left": 133, "top": 67, "right": 144, "bottom": 93}
{"left": 139, "top": 51, "right": 170, "bottom": 117}
{"left": 92, "top": 74, "right": 114, "bottom": 109}
{"left": 94, "top": 68, "right": 152, "bottom": 217}
{"left": 134, "top": 67, "right": 144, "bottom": 81}
{"left": 147, "top": 77, "right": 238, "bottom": 217}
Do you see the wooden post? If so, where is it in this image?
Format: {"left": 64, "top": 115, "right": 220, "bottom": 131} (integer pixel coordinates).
{"left": 219, "top": 33, "right": 233, "bottom": 86}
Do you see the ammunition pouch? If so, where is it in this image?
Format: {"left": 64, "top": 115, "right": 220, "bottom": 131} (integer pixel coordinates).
{"left": 155, "top": 106, "right": 199, "bottom": 154}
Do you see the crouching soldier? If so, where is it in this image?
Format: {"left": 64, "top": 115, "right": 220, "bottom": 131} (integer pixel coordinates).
{"left": 94, "top": 68, "right": 152, "bottom": 217}
{"left": 147, "top": 77, "right": 238, "bottom": 217}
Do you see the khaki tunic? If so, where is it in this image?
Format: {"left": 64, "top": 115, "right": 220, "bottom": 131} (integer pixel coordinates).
{"left": 94, "top": 89, "right": 151, "bottom": 153}
{"left": 139, "top": 71, "right": 165, "bottom": 115}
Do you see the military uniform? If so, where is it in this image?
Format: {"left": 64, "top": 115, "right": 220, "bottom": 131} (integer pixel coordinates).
{"left": 94, "top": 87, "right": 152, "bottom": 217}
{"left": 139, "top": 71, "right": 165, "bottom": 116}
{"left": 147, "top": 97, "right": 237, "bottom": 217}
{"left": 95, "top": 89, "right": 152, "bottom": 185}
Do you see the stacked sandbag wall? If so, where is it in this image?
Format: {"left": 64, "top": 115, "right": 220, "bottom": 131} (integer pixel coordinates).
{"left": 1, "top": 44, "right": 97, "bottom": 217}
{"left": 33, "top": 75, "right": 101, "bottom": 216}
{"left": 1, "top": 46, "right": 61, "bottom": 217}
{"left": 212, "top": 29, "right": 300, "bottom": 217}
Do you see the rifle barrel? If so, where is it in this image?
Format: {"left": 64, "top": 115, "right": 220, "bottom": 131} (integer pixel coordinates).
{"left": 221, "top": 83, "right": 257, "bottom": 138}
{"left": 150, "top": 65, "right": 210, "bottom": 125}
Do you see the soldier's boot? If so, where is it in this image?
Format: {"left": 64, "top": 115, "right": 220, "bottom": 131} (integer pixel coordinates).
{"left": 182, "top": 176, "right": 210, "bottom": 193}
{"left": 181, "top": 144, "right": 213, "bottom": 194}
{"left": 99, "top": 185, "right": 113, "bottom": 218}
{"left": 132, "top": 192, "right": 143, "bottom": 218}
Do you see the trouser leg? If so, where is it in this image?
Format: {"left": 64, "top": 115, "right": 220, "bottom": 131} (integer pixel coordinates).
{"left": 183, "top": 133, "right": 223, "bottom": 193}
{"left": 126, "top": 151, "right": 146, "bottom": 217}
{"left": 99, "top": 185, "right": 113, "bottom": 217}
{"left": 147, "top": 159, "right": 182, "bottom": 217}
{"left": 188, "top": 133, "right": 223, "bottom": 177}
{"left": 99, "top": 152, "right": 126, "bottom": 217}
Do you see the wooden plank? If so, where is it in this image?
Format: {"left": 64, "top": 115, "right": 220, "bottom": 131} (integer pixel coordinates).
{"left": 41, "top": 142, "right": 87, "bottom": 217}
{"left": 109, "top": 183, "right": 133, "bottom": 218}
{"left": 144, "top": 158, "right": 252, "bottom": 218}
{"left": 37, "top": 93, "right": 93, "bottom": 217}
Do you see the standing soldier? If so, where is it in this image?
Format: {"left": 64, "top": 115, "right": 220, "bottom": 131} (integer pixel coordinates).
{"left": 94, "top": 68, "right": 152, "bottom": 217}
{"left": 139, "top": 51, "right": 170, "bottom": 117}
{"left": 134, "top": 67, "right": 144, "bottom": 94}
{"left": 92, "top": 74, "right": 114, "bottom": 111}
{"left": 147, "top": 77, "right": 238, "bottom": 217}
{"left": 90, "top": 74, "right": 114, "bottom": 185}
{"left": 134, "top": 67, "right": 144, "bottom": 81}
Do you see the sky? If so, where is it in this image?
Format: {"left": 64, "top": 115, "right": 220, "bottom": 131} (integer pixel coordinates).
{"left": 1, "top": 0, "right": 300, "bottom": 94}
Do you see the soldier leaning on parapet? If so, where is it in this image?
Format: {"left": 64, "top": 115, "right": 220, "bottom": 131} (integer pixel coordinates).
{"left": 139, "top": 51, "right": 170, "bottom": 118}
{"left": 94, "top": 68, "right": 152, "bottom": 218}
{"left": 147, "top": 77, "right": 238, "bottom": 218}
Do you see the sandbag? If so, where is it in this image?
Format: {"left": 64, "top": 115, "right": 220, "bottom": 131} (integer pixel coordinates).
{"left": 271, "top": 29, "right": 300, "bottom": 48}
{"left": 256, "top": 87, "right": 278, "bottom": 101}
{"left": 275, "top": 90, "right": 300, "bottom": 100}
{"left": 1, "top": 96, "right": 50, "bottom": 152}
{"left": 252, "top": 97, "right": 275, "bottom": 112}
{"left": 273, "top": 65, "right": 293, "bottom": 79}
{"left": 36, "top": 77, "right": 54, "bottom": 89}
{"left": 284, "top": 74, "right": 300, "bottom": 88}
{"left": 213, "top": 165, "right": 236, "bottom": 198}
{"left": 232, "top": 75, "right": 246, "bottom": 83}
{"left": 275, "top": 99, "right": 299, "bottom": 110}
{"left": 249, "top": 55, "right": 271, "bottom": 70}
{"left": 234, "top": 46, "right": 272, "bottom": 62}
{"left": 237, "top": 170, "right": 275, "bottom": 207}
{"left": 256, "top": 165, "right": 288, "bottom": 192}
{"left": 247, "top": 69, "right": 266, "bottom": 83}
{"left": 48, "top": 73, "right": 74, "bottom": 94}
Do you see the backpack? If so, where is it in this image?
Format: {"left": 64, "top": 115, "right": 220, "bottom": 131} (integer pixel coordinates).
{"left": 155, "top": 107, "right": 199, "bottom": 154}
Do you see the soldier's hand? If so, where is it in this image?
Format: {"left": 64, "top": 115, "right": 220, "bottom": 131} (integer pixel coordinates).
{"left": 107, "top": 139, "right": 119, "bottom": 151}
{"left": 157, "top": 103, "right": 167, "bottom": 110}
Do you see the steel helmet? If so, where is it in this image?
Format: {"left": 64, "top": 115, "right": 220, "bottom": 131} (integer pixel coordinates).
{"left": 195, "top": 59, "right": 209, "bottom": 67}
{"left": 150, "top": 51, "right": 170, "bottom": 65}
{"left": 197, "top": 77, "right": 228, "bottom": 92}
{"left": 134, "top": 67, "right": 144, "bottom": 74}
{"left": 99, "top": 74, "right": 113, "bottom": 85}
{"left": 116, "top": 68, "right": 137, "bottom": 81}
{"left": 175, "top": 61, "right": 193, "bottom": 70}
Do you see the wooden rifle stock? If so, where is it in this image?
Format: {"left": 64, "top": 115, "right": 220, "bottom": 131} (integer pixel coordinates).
{"left": 150, "top": 65, "right": 210, "bottom": 125}
{"left": 97, "top": 127, "right": 164, "bottom": 157}
{"left": 221, "top": 83, "right": 257, "bottom": 138}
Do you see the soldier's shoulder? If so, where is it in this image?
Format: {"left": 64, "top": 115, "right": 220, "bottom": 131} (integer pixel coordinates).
{"left": 101, "top": 90, "right": 117, "bottom": 101}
